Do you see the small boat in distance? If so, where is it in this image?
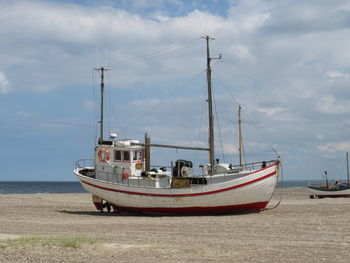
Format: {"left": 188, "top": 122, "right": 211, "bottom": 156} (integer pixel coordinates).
{"left": 74, "top": 36, "right": 281, "bottom": 215}
{"left": 309, "top": 153, "right": 350, "bottom": 198}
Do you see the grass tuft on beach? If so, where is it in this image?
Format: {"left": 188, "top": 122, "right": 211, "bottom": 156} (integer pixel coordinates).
{"left": 0, "top": 235, "right": 106, "bottom": 249}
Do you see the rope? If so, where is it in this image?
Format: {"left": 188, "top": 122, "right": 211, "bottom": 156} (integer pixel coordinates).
{"left": 264, "top": 159, "right": 284, "bottom": 210}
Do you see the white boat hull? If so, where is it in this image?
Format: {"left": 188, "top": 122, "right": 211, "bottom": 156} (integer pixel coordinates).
{"left": 74, "top": 163, "right": 279, "bottom": 215}
{"left": 308, "top": 186, "right": 350, "bottom": 198}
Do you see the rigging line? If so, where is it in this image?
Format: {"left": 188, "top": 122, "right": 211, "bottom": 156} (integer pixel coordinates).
{"left": 96, "top": 46, "right": 99, "bottom": 68}
{"left": 238, "top": 105, "right": 247, "bottom": 165}
{"left": 240, "top": 111, "right": 247, "bottom": 164}
{"left": 192, "top": 77, "right": 208, "bottom": 168}
{"left": 212, "top": 70, "right": 241, "bottom": 106}
{"left": 106, "top": 46, "right": 110, "bottom": 70}
{"left": 106, "top": 70, "right": 112, "bottom": 136}
{"left": 112, "top": 106, "right": 126, "bottom": 138}
{"left": 196, "top": 75, "right": 207, "bottom": 147}
{"left": 104, "top": 47, "right": 112, "bottom": 137}
{"left": 243, "top": 142, "right": 247, "bottom": 165}
{"left": 212, "top": 70, "right": 281, "bottom": 157}
{"left": 123, "top": 69, "right": 206, "bottom": 131}
{"left": 107, "top": 72, "right": 126, "bottom": 138}
{"left": 230, "top": 105, "right": 239, "bottom": 164}
{"left": 91, "top": 69, "right": 97, "bottom": 146}
{"left": 196, "top": 95, "right": 206, "bottom": 147}
{"left": 107, "top": 37, "right": 201, "bottom": 68}
{"left": 108, "top": 37, "right": 200, "bottom": 67}
{"left": 212, "top": 88, "right": 225, "bottom": 163}
{"left": 109, "top": 41, "right": 201, "bottom": 70}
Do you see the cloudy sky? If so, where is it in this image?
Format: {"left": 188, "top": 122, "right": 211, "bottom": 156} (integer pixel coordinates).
{"left": 1, "top": 0, "right": 350, "bottom": 181}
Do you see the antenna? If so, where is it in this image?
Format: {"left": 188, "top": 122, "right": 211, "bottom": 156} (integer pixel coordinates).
{"left": 96, "top": 46, "right": 99, "bottom": 67}
{"left": 205, "top": 13, "right": 208, "bottom": 35}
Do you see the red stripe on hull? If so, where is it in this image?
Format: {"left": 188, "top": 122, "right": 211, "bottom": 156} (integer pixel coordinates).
{"left": 80, "top": 166, "right": 277, "bottom": 198}
{"left": 113, "top": 201, "right": 269, "bottom": 215}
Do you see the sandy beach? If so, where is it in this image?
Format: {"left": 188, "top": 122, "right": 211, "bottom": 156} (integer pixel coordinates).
{"left": 0, "top": 188, "right": 349, "bottom": 262}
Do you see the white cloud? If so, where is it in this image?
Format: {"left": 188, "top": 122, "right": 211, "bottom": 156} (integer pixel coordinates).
{"left": 316, "top": 134, "right": 324, "bottom": 140}
{"left": 326, "top": 71, "right": 349, "bottom": 79}
{"left": 222, "top": 143, "right": 238, "bottom": 154}
{"left": 242, "top": 13, "right": 270, "bottom": 31}
{"left": 316, "top": 95, "right": 350, "bottom": 115}
{"left": 40, "top": 122, "right": 70, "bottom": 129}
{"left": 14, "top": 111, "right": 37, "bottom": 118}
{"left": 257, "top": 107, "right": 284, "bottom": 117}
{"left": 229, "top": 44, "right": 254, "bottom": 62}
{"left": 0, "top": 72, "right": 10, "bottom": 94}
{"left": 318, "top": 141, "right": 350, "bottom": 153}
{"left": 32, "top": 85, "right": 56, "bottom": 93}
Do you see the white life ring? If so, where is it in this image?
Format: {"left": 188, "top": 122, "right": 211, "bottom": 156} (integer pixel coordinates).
{"left": 98, "top": 147, "right": 110, "bottom": 162}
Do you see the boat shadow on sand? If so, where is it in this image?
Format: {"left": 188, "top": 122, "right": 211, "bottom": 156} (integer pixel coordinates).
{"left": 57, "top": 210, "right": 258, "bottom": 217}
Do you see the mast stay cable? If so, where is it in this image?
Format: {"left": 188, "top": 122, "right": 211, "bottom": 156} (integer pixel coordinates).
{"left": 212, "top": 90, "right": 225, "bottom": 163}
{"left": 123, "top": 70, "right": 206, "bottom": 131}
{"left": 196, "top": 93, "right": 206, "bottom": 147}
{"left": 107, "top": 37, "right": 201, "bottom": 69}
{"left": 105, "top": 69, "right": 126, "bottom": 138}
{"left": 212, "top": 70, "right": 281, "bottom": 157}
{"left": 91, "top": 69, "right": 97, "bottom": 147}
{"left": 104, "top": 37, "right": 202, "bottom": 136}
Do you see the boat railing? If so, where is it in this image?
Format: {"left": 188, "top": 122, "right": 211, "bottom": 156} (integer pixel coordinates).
{"left": 75, "top": 159, "right": 94, "bottom": 169}
{"left": 228, "top": 160, "right": 277, "bottom": 174}
{"left": 150, "top": 165, "right": 172, "bottom": 169}
{"left": 97, "top": 170, "right": 159, "bottom": 187}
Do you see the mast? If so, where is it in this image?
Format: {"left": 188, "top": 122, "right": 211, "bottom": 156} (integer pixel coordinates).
{"left": 95, "top": 67, "right": 109, "bottom": 144}
{"left": 347, "top": 152, "right": 349, "bottom": 186}
{"left": 238, "top": 105, "right": 244, "bottom": 167}
{"left": 203, "top": 36, "right": 221, "bottom": 175}
{"left": 145, "top": 133, "right": 151, "bottom": 171}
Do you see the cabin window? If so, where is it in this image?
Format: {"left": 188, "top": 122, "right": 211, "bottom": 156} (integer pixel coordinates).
{"left": 114, "top": 150, "right": 122, "bottom": 161}
{"left": 123, "top": 151, "right": 130, "bottom": 162}
{"left": 138, "top": 150, "right": 143, "bottom": 161}
{"left": 133, "top": 151, "right": 138, "bottom": 161}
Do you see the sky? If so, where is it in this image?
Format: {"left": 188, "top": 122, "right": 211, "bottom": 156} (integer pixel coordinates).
{"left": 1, "top": 0, "right": 350, "bottom": 181}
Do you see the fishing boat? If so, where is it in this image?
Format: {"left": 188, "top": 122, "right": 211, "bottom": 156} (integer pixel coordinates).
{"left": 309, "top": 153, "right": 350, "bottom": 198}
{"left": 74, "top": 36, "right": 281, "bottom": 215}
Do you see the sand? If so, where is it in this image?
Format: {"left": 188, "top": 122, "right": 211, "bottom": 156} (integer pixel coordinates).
{"left": 0, "top": 188, "right": 349, "bottom": 263}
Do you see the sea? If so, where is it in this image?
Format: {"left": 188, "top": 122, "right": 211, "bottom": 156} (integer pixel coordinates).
{"left": 0, "top": 180, "right": 327, "bottom": 194}
{"left": 0, "top": 181, "right": 86, "bottom": 194}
